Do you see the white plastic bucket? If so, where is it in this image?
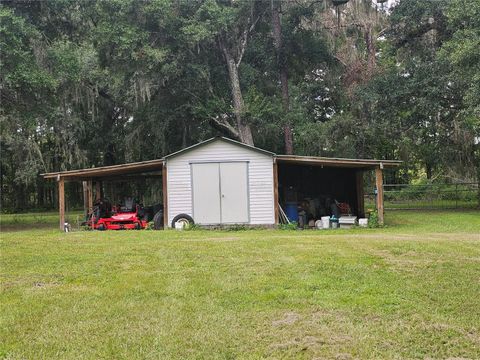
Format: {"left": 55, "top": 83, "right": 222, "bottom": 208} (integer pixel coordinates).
{"left": 321, "top": 216, "right": 330, "bottom": 229}
{"left": 175, "top": 221, "right": 185, "bottom": 230}
{"left": 359, "top": 218, "right": 368, "bottom": 227}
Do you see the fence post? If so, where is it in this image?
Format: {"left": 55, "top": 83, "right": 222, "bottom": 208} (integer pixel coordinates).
{"left": 375, "top": 167, "right": 384, "bottom": 225}
{"left": 58, "top": 176, "right": 65, "bottom": 231}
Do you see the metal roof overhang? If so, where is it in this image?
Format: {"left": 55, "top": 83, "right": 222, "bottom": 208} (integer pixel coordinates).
{"left": 41, "top": 159, "right": 164, "bottom": 180}
{"left": 275, "top": 155, "right": 402, "bottom": 169}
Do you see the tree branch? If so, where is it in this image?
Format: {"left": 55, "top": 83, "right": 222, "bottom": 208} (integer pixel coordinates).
{"left": 218, "top": 34, "right": 230, "bottom": 62}
{"left": 236, "top": 7, "right": 266, "bottom": 68}
{"left": 333, "top": 55, "right": 347, "bottom": 67}
{"left": 208, "top": 115, "right": 239, "bottom": 139}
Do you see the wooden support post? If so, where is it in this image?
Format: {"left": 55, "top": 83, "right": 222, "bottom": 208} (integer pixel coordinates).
{"left": 162, "top": 163, "right": 168, "bottom": 229}
{"left": 375, "top": 166, "right": 384, "bottom": 225}
{"left": 356, "top": 170, "right": 365, "bottom": 218}
{"left": 273, "top": 161, "right": 279, "bottom": 225}
{"left": 95, "top": 181, "right": 101, "bottom": 200}
{"left": 87, "top": 180, "right": 93, "bottom": 214}
{"left": 58, "top": 176, "right": 65, "bottom": 231}
{"left": 82, "top": 181, "right": 88, "bottom": 218}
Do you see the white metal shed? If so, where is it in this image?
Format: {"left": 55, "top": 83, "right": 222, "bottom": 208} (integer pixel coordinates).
{"left": 164, "top": 137, "right": 275, "bottom": 227}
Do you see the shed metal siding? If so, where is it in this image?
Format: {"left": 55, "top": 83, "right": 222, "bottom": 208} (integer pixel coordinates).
{"left": 166, "top": 140, "right": 274, "bottom": 227}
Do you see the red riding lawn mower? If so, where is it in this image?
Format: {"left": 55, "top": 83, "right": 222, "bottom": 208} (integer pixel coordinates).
{"left": 83, "top": 197, "right": 163, "bottom": 230}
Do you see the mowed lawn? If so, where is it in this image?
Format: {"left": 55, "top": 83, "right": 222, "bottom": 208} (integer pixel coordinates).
{"left": 1, "top": 211, "right": 479, "bottom": 359}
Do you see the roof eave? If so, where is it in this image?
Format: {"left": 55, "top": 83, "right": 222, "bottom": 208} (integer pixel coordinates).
{"left": 275, "top": 155, "right": 402, "bottom": 168}
{"left": 164, "top": 136, "right": 275, "bottom": 160}
{"left": 41, "top": 159, "right": 165, "bottom": 179}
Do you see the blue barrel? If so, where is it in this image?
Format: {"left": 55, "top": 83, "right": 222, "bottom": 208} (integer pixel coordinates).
{"left": 285, "top": 203, "right": 298, "bottom": 222}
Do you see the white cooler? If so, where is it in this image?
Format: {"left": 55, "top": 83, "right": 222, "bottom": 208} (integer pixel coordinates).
{"left": 339, "top": 216, "right": 357, "bottom": 229}
{"left": 358, "top": 218, "right": 368, "bottom": 227}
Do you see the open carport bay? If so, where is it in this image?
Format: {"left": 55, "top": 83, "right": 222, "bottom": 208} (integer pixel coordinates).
{"left": 278, "top": 163, "right": 363, "bottom": 222}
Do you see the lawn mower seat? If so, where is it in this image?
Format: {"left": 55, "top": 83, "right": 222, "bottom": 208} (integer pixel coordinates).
{"left": 121, "top": 197, "right": 136, "bottom": 212}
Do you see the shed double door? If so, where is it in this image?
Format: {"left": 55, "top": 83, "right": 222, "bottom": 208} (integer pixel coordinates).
{"left": 192, "top": 162, "right": 249, "bottom": 224}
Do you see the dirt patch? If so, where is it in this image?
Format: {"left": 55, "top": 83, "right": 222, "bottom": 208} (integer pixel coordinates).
{"left": 265, "top": 308, "right": 357, "bottom": 358}
{"left": 333, "top": 354, "right": 353, "bottom": 360}
{"left": 368, "top": 248, "right": 449, "bottom": 271}
{"left": 206, "top": 236, "right": 241, "bottom": 242}
{"left": 273, "top": 232, "right": 480, "bottom": 243}
{"left": 2, "top": 274, "right": 64, "bottom": 290}
{"left": 424, "top": 323, "right": 480, "bottom": 345}
{"left": 272, "top": 312, "right": 300, "bottom": 326}
{"left": 269, "top": 335, "right": 322, "bottom": 351}
{"left": 466, "top": 330, "right": 480, "bottom": 345}
{"left": 182, "top": 236, "right": 241, "bottom": 242}
{"left": 32, "top": 281, "right": 59, "bottom": 289}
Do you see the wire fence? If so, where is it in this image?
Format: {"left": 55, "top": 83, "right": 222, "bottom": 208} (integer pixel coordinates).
{"left": 365, "top": 182, "right": 479, "bottom": 210}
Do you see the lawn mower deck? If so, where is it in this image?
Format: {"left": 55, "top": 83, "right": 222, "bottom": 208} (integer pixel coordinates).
{"left": 94, "top": 212, "right": 148, "bottom": 230}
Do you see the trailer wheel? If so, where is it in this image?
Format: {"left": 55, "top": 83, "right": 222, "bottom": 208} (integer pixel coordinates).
{"left": 171, "top": 214, "right": 194, "bottom": 229}
{"left": 97, "top": 223, "right": 106, "bottom": 231}
{"left": 153, "top": 210, "right": 164, "bottom": 230}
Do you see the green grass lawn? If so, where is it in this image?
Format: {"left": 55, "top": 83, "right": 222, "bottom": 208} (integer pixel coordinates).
{"left": 1, "top": 211, "right": 479, "bottom": 359}
{"left": 0, "top": 210, "right": 84, "bottom": 231}
{"left": 365, "top": 198, "right": 479, "bottom": 210}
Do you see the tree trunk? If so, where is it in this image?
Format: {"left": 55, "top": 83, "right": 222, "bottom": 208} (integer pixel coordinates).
{"left": 426, "top": 162, "right": 433, "bottom": 180}
{"left": 476, "top": 148, "right": 480, "bottom": 209}
{"left": 14, "top": 183, "right": 26, "bottom": 211}
{"left": 182, "top": 118, "right": 188, "bottom": 148}
{"left": 0, "top": 166, "right": 4, "bottom": 209}
{"left": 223, "top": 46, "right": 254, "bottom": 145}
{"left": 37, "top": 176, "right": 45, "bottom": 208}
{"left": 272, "top": 3, "right": 293, "bottom": 154}
{"left": 365, "top": 25, "right": 376, "bottom": 73}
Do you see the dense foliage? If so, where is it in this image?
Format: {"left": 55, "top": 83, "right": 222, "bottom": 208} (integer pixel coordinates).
{"left": 1, "top": 0, "right": 478, "bottom": 210}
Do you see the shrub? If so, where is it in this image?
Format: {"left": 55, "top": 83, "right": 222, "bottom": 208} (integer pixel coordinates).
{"left": 368, "top": 211, "right": 381, "bottom": 228}
{"left": 184, "top": 223, "right": 200, "bottom": 231}
{"left": 226, "top": 224, "right": 248, "bottom": 231}
{"left": 279, "top": 222, "right": 298, "bottom": 230}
